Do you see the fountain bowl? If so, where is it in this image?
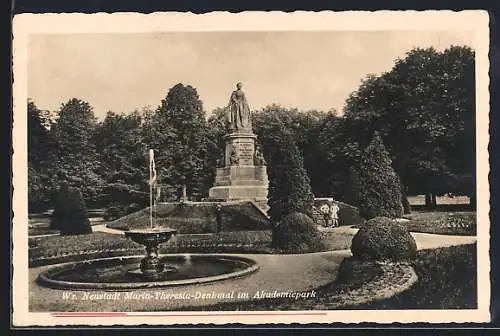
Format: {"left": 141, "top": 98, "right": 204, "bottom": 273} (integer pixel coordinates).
{"left": 123, "top": 227, "right": 178, "bottom": 279}
{"left": 124, "top": 227, "right": 177, "bottom": 246}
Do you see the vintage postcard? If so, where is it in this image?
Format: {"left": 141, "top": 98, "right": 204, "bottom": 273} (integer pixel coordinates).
{"left": 12, "top": 11, "right": 491, "bottom": 326}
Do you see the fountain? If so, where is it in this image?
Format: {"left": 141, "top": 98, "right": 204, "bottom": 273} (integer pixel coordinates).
{"left": 36, "top": 150, "right": 259, "bottom": 290}
{"left": 124, "top": 227, "right": 178, "bottom": 279}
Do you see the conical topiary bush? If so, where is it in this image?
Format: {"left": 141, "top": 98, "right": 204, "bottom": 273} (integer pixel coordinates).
{"left": 50, "top": 186, "right": 92, "bottom": 235}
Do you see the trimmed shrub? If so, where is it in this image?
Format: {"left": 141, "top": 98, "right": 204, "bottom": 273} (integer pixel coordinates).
{"left": 351, "top": 217, "right": 417, "bottom": 261}
{"left": 348, "top": 133, "right": 403, "bottom": 219}
{"left": 50, "top": 186, "right": 92, "bottom": 235}
{"left": 273, "top": 212, "right": 325, "bottom": 253}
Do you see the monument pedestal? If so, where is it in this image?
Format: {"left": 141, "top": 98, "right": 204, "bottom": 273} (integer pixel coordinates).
{"left": 209, "top": 132, "right": 269, "bottom": 212}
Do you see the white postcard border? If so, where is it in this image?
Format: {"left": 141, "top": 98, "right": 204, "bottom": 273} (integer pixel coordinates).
{"left": 12, "top": 10, "right": 491, "bottom": 326}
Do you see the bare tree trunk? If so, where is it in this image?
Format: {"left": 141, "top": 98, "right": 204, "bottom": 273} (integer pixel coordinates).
{"left": 400, "top": 185, "right": 411, "bottom": 214}
{"left": 469, "top": 192, "right": 476, "bottom": 210}
{"left": 431, "top": 194, "right": 437, "bottom": 208}
{"left": 425, "top": 193, "right": 432, "bottom": 209}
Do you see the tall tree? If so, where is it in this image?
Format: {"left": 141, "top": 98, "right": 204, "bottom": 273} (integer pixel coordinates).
{"left": 343, "top": 45, "right": 475, "bottom": 209}
{"left": 28, "top": 100, "right": 53, "bottom": 211}
{"left": 49, "top": 98, "right": 104, "bottom": 205}
{"left": 155, "top": 84, "right": 208, "bottom": 200}
{"left": 94, "top": 110, "right": 148, "bottom": 208}
{"left": 255, "top": 107, "right": 315, "bottom": 231}
{"left": 315, "top": 115, "right": 363, "bottom": 200}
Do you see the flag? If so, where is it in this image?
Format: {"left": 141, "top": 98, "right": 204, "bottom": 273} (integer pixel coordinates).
{"left": 149, "top": 149, "right": 157, "bottom": 186}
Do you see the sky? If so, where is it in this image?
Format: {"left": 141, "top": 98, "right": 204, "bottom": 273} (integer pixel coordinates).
{"left": 27, "top": 31, "right": 476, "bottom": 119}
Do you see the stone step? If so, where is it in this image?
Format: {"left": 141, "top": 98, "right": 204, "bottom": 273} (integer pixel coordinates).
{"left": 214, "top": 179, "right": 268, "bottom": 186}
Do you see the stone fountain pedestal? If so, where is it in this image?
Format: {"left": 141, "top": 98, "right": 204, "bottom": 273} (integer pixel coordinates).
{"left": 124, "top": 227, "right": 177, "bottom": 279}
{"left": 208, "top": 132, "right": 269, "bottom": 211}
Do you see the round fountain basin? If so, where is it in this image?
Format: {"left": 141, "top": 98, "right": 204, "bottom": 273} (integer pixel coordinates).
{"left": 37, "top": 254, "right": 259, "bottom": 290}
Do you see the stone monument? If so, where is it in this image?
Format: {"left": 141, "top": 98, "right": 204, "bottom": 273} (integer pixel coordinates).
{"left": 208, "top": 82, "right": 269, "bottom": 211}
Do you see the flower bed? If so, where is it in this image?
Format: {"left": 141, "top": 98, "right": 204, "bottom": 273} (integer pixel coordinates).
{"left": 402, "top": 212, "right": 476, "bottom": 236}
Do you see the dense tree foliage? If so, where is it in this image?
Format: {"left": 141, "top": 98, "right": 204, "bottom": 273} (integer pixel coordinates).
{"left": 252, "top": 105, "right": 331, "bottom": 195}
{"left": 205, "top": 107, "right": 227, "bottom": 191}
{"left": 254, "top": 107, "right": 315, "bottom": 227}
{"left": 94, "top": 111, "right": 149, "bottom": 210}
{"left": 342, "top": 46, "right": 475, "bottom": 208}
{"left": 27, "top": 45, "right": 476, "bottom": 215}
{"left": 48, "top": 98, "right": 104, "bottom": 206}
{"left": 28, "top": 100, "right": 53, "bottom": 211}
{"left": 156, "top": 84, "right": 209, "bottom": 200}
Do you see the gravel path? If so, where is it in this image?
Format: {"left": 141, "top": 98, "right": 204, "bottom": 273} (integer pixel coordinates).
{"left": 331, "top": 227, "right": 476, "bottom": 250}
{"left": 411, "top": 232, "right": 476, "bottom": 250}
{"left": 92, "top": 224, "right": 125, "bottom": 235}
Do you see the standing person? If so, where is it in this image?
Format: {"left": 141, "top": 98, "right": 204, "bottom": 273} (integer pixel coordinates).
{"left": 215, "top": 203, "right": 223, "bottom": 233}
{"left": 330, "top": 202, "right": 340, "bottom": 227}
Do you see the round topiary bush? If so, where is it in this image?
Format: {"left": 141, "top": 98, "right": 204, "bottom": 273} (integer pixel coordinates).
{"left": 273, "top": 212, "right": 324, "bottom": 253}
{"left": 351, "top": 217, "right": 417, "bottom": 261}
{"left": 50, "top": 186, "right": 92, "bottom": 236}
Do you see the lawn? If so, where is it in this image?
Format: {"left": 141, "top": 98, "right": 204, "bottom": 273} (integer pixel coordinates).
{"left": 407, "top": 195, "right": 471, "bottom": 206}
{"left": 29, "top": 232, "right": 143, "bottom": 266}
{"left": 407, "top": 195, "right": 474, "bottom": 212}
{"left": 105, "top": 201, "right": 270, "bottom": 234}
{"left": 177, "top": 243, "right": 477, "bottom": 311}
{"left": 346, "top": 243, "right": 477, "bottom": 309}
{"left": 28, "top": 217, "right": 106, "bottom": 237}
{"left": 28, "top": 226, "right": 59, "bottom": 236}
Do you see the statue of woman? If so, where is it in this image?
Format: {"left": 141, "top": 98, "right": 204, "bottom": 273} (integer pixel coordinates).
{"left": 227, "top": 82, "right": 252, "bottom": 133}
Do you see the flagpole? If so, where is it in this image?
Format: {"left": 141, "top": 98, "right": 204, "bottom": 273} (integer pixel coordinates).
{"left": 149, "top": 150, "right": 153, "bottom": 229}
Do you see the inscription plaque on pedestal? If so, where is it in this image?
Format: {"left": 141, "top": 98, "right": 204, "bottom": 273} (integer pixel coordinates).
{"left": 238, "top": 142, "right": 254, "bottom": 165}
